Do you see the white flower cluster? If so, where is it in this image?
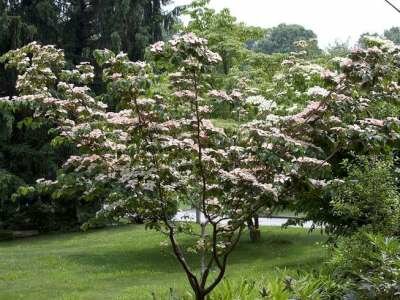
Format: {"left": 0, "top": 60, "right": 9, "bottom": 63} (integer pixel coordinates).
{"left": 362, "top": 36, "right": 395, "bottom": 50}
{"left": 306, "top": 86, "right": 329, "bottom": 98}
{"left": 246, "top": 95, "right": 277, "bottom": 112}
{"left": 208, "top": 90, "right": 233, "bottom": 102}
{"left": 294, "top": 157, "right": 330, "bottom": 168}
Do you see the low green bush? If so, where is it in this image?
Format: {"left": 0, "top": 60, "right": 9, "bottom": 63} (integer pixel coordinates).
{"left": 330, "top": 156, "right": 400, "bottom": 236}
{"left": 168, "top": 232, "right": 400, "bottom": 299}
{"left": 327, "top": 231, "right": 400, "bottom": 299}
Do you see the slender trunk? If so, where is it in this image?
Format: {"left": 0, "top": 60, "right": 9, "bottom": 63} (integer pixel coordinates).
{"left": 196, "top": 208, "right": 201, "bottom": 224}
{"left": 254, "top": 214, "right": 259, "bottom": 228}
{"left": 200, "top": 222, "right": 206, "bottom": 276}
{"left": 195, "top": 292, "right": 205, "bottom": 300}
{"left": 248, "top": 214, "right": 261, "bottom": 242}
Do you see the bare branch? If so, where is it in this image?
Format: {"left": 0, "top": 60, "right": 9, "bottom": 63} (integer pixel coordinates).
{"left": 385, "top": 0, "right": 400, "bottom": 13}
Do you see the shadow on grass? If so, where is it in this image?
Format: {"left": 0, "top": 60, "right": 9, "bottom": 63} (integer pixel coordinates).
{"left": 0, "top": 224, "right": 144, "bottom": 248}
{"left": 64, "top": 228, "right": 327, "bottom": 274}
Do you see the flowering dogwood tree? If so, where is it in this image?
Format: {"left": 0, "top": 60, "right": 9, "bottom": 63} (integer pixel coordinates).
{"left": 2, "top": 34, "right": 400, "bottom": 298}
{"left": 243, "top": 36, "right": 400, "bottom": 233}
{"left": 1, "top": 35, "right": 278, "bottom": 299}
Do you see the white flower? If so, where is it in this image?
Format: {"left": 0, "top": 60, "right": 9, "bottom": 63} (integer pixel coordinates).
{"left": 339, "top": 58, "right": 353, "bottom": 69}
{"left": 258, "top": 100, "right": 277, "bottom": 112}
{"left": 274, "top": 174, "right": 290, "bottom": 184}
{"left": 150, "top": 41, "right": 165, "bottom": 54}
{"left": 308, "top": 179, "right": 328, "bottom": 188}
{"left": 143, "top": 181, "right": 156, "bottom": 191}
{"left": 294, "top": 157, "right": 330, "bottom": 168}
{"left": 246, "top": 96, "right": 277, "bottom": 112}
{"left": 246, "top": 95, "right": 266, "bottom": 105}
{"left": 208, "top": 90, "right": 232, "bottom": 102}
{"left": 307, "top": 86, "right": 329, "bottom": 98}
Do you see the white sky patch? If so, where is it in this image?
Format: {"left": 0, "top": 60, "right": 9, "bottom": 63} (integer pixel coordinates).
{"left": 169, "top": 0, "right": 400, "bottom": 48}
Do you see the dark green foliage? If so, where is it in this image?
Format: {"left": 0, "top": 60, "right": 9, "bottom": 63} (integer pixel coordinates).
{"left": 0, "top": 101, "right": 82, "bottom": 232}
{"left": 93, "top": 0, "right": 175, "bottom": 60}
{"left": 358, "top": 32, "right": 381, "bottom": 48}
{"left": 62, "top": 0, "right": 173, "bottom": 62}
{"left": 0, "top": 169, "right": 23, "bottom": 229}
{"left": 260, "top": 233, "right": 400, "bottom": 299}
{"left": 0, "top": 229, "right": 13, "bottom": 241}
{"left": 251, "top": 23, "right": 320, "bottom": 55}
{"left": 0, "top": 109, "right": 60, "bottom": 183}
{"left": 385, "top": 27, "right": 400, "bottom": 44}
{"left": 291, "top": 156, "right": 400, "bottom": 237}
{"left": 0, "top": 99, "right": 104, "bottom": 232}
{"left": 185, "top": 232, "right": 400, "bottom": 299}
{"left": 0, "top": 0, "right": 177, "bottom": 95}
{"left": 0, "top": 0, "right": 180, "bottom": 232}
{"left": 326, "top": 232, "right": 400, "bottom": 299}
{"left": 0, "top": 0, "right": 60, "bottom": 96}
{"left": 8, "top": 183, "right": 103, "bottom": 232}
{"left": 330, "top": 157, "right": 400, "bottom": 236}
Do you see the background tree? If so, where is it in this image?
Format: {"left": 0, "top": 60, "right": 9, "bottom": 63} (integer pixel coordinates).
{"left": 358, "top": 32, "right": 380, "bottom": 48}
{"left": 281, "top": 37, "right": 400, "bottom": 235}
{"left": 251, "top": 23, "right": 320, "bottom": 55}
{"left": 182, "top": 0, "right": 263, "bottom": 75}
{"left": 326, "top": 39, "right": 350, "bottom": 57}
{"left": 63, "top": 0, "right": 176, "bottom": 62}
{"left": 384, "top": 26, "right": 400, "bottom": 44}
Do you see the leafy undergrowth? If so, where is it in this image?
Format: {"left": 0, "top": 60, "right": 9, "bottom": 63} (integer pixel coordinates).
{"left": 0, "top": 225, "right": 327, "bottom": 300}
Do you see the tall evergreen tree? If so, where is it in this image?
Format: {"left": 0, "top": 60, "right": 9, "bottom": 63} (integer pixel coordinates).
{"left": 0, "top": 0, "right": 179, "bottom": 231}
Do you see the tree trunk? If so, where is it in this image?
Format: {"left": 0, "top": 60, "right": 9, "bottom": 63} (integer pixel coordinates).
{"left": 200, "top": 223, "right": 206, "bottom": 275}
{"left": 248, "top": 214, "right": 261, "bottom": 242}
{"left": 152, "top": 0, "right": 162, "bottom": 42}
{"left": 196, "top": 208, "right": 201, "bottom": 224}
{"left": 195, "top": 293, "right": 205, "bottom": 300}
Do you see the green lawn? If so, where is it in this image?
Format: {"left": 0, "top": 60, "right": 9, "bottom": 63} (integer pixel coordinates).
{"left": 0, "top": 225, "right": 327, "bottom": 300}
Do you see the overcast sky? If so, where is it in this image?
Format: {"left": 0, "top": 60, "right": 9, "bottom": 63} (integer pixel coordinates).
{"left": 170, "top": 0, "right": 400, "bottom": 48}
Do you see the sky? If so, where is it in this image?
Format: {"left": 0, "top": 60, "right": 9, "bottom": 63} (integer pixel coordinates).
{"left": 169, "top": 0, "right": 400, "bottom": 49}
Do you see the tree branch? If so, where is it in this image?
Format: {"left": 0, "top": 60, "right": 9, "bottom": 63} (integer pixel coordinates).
{"left": 385, "top": 0, "right": 400, "bottom": 13}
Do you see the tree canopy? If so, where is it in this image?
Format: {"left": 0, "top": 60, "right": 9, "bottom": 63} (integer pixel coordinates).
{"left": 250, "top": 23, "right": 320, "bottom": 55}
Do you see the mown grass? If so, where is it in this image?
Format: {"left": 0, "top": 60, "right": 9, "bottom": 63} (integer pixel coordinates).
{"left": 0, "top": 225, "right": 327, "bottom": 300}
{"left": 210, "top": 118, "right": 240, "bottom": 130}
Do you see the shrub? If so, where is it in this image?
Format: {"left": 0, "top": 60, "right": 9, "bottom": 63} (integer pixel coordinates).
{"left": 282, "top": 232, "right": 400, "bottom": 299}
{"left": 330, "top": 157, "right": 400, "bottom": 236}
{"left": 0, "top": 169, "right": 24, "bottom": 229}
{"left": 0, "top": 229, "right": 13, "bottom": 241}
{"left": 191, "top": 232, "right": 400, "bottom": 299}
{"left": 327, "top": 231, "right": 400, "bottom": 299}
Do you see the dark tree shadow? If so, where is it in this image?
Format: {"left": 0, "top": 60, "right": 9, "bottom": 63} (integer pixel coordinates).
{"left": 65, "top": 228, "right": 327, "bottom": 274}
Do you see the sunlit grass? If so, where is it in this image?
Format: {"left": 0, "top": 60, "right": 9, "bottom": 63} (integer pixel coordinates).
{"left": 0, "top": 225, "right": 327, "bottom": 300}
{"left": 211, "top": 118, "right": 240, "bottom": 130}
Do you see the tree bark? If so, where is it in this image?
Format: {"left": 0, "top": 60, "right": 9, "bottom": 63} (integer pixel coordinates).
{"left": 195, "top": 208, "right": 201, "bottom": 224}
{"left": 248, "top": 214, "right": 261, "bottom": 242}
